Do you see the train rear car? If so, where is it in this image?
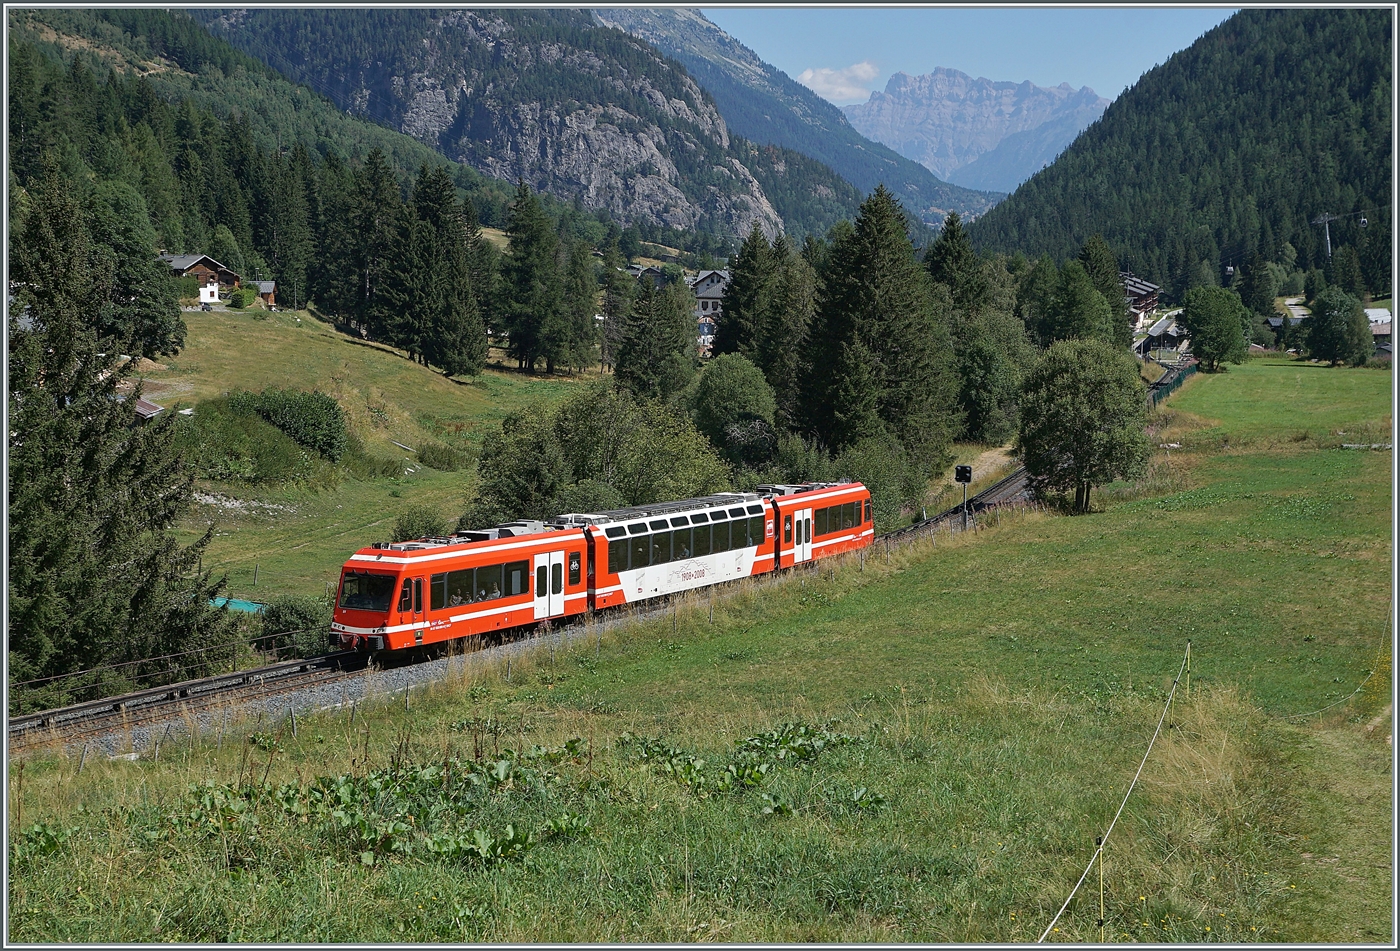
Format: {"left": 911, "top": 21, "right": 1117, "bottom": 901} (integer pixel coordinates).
{"left": 759, "top": 482, "right": 874, "bottom": 569}
{"left": 331, "top": 520, "right": 588, "bottom": 651}
{"left": 552, "top": 493, "right": 774, "bottom": 609}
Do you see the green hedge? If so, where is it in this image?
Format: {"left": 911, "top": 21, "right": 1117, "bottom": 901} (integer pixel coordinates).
{"left": 229, "top": 387, "right": 348, "bottom": 462}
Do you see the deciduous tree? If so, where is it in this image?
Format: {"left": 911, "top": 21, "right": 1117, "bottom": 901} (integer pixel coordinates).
{"left": 1017, "top": 338, "right": 1150, "bottom": 513}
{"left": 1180, "top": 286, "right": 1249, "bottom": 372}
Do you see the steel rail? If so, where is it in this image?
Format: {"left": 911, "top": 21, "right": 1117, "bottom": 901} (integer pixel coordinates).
{"left": 9, "top": 468, "right": 1032, "bottom": 750}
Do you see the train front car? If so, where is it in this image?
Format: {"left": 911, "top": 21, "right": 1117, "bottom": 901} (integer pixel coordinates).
{"left": 553, "top": 492, "right": 774, "bottom": 610}
{"left": 759, "top": 481, "right": 875, "bottom": 569}
{"left": 331, "top": 520, "right": 589, "bottom": 652}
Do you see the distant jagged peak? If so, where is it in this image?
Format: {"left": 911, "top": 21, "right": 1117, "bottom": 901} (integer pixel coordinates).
{"left": 872, "top": 67, "right": 1106, "bottom": 106}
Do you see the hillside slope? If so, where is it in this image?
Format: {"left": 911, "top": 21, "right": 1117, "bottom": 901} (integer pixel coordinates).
{"left": 589, "top": 7, "right": 1001, "bottom": 226}
{"left": 968, "top": 7, "right": 1391, "bottom": 299}
{"left": 194, "top": 7, "right": 868, "bottom": 241}
{"left": 841, "top": 68, "right": 1109, "bottom": 193}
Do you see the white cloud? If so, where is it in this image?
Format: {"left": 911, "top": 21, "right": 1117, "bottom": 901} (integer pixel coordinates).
{"left": 796, "top": 61, "right": 880, "bottom": 104}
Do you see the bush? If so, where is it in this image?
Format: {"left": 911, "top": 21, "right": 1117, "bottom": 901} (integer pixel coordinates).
{"left": 171, "top": 397, "right": 321, "bottom": 484}
{"left": 175, "top": 275, "right": 202, "bottom": 301}
{"left": 227, "top": 287, "right": 256, "bottom": 309}
{"left": 261, "top": 595, "right": 332, "bottom": 658}
{"left": 416, "top": 442, "right": 469, "bottom": 472}
{"left": 230, "top": 388, "right": 348, "bottom": 462}
{"left": 394, "top": 505, "right": 448, "bottom": 542}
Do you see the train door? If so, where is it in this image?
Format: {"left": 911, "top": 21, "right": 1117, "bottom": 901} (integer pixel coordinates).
{"left": 794, "top": 507, "right": 813, "bottom": 563}
{"left": 399, "top": 576, "right": 425, "bottom": 644}
{"left": 533, "top": 551, "right": 566, "bottom": 619}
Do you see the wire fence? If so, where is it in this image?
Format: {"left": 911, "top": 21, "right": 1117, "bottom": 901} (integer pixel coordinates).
{"left": 8, "top": 628, "right": 324, "bottom": 715}
{"left": 1147, "top": 362, "right": 1197, "bottom": 408}
{"left": 1038, "top": 642, "right": 1192, "bottom": 943}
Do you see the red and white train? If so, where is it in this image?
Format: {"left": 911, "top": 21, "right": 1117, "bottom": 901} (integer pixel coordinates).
{"left": 331, "top": 481, "right": 874, "bottom": 652}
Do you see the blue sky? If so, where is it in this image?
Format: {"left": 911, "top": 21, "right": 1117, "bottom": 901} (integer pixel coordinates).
{"left": 698, "top": 6, "right": 1240, "bottom": 104}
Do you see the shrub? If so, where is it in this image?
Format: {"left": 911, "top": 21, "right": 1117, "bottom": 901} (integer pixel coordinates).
{"left": 227, "top": 287, "right": 256, "bottom": 309}
{"left": 416, "top": 442, "right": 468, "bottom": 472}
{"left": 230, "top": 388, "right": 348, "bottom": 462}
{"left": 171, "top": 397, "right": 319, "bottom": 484}
{"left": 261, "top": 595, "right": 332, "bottom": 658}
{"left": 174, "top": 275, "right": 202, "bottom": 301}
{"left": 394, "top": 505, "right": 448, "bottom": 542}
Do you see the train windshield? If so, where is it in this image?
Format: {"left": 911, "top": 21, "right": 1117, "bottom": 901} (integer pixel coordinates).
{"left": 338, "top": 570, "right": 397, "bottom": 612}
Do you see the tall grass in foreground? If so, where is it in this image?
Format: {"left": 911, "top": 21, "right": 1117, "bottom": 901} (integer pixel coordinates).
{"left": 8, "top": 514, "right": 1390, "bottom": 942}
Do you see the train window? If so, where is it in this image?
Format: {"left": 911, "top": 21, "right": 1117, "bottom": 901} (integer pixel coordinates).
{"left": 845, "top": 502, "right": 857, "bottom": 529}
{"left": 430, "top": 573, "right": 447, "bottom": 611}
{"left": 507, "top": 561, "right": 529, "bottom": 596}
{"left": 693, "top": 524, "right": 712, "bottom": 557}
{"left": 864, "top": 499, "right": 872, "bottom": 523}
{"left": 651, "top": 530, "right": 671, "bottom": 565}
{"left": 670, "top": 516, "right": 689, "bottom": 528}
{"left": 630, "top": 533, "right": 650, "bottom": 569}
{"left": 551, "top": 562, "right": 563, "bottom": 595}
{"left": 691, "top": 512, "right": 709, "bottom": 523}
{"left": 568, "top": 552, "right": 581, "bottom": 585}
{"left": 783, "top": 514, "right": 793, "bottom": 544}
{"left": 446, "top": 568, "right": 472, "bottom": 606}
{"left": 728, "top": 507, "right": 746, "bottom": 519}
{"left": 605, "top": 526, "right": 625, "bottom": 539}
{"left": 816, "top": 507, "right": 829, "bottom": 536}
{"left": 477, "top": 564, "right": 504, "bottom": 601}
{"left": 628, "top": 523, "right": 647, "bottom": 535}
{"left": 673, "top": 527, "right": 692, "bottom": 559}
{"left": 746, "top": 504, "right": 763, "bottom": 516}
{"left": 536, "top": 565, "right": 547, "bottom": 597}
{"left": 339, "top": 571, "right": 396, "bottom": 612}
{"left": 397, "top": 579, "right": 412, "bottom": 613}
{"left": 608, "top": 539, "right": 629, "bottom": 574}
{"left": 749, "top": 515, "right": 763, "bottom": 546}
{"left": 649, "top": 519, "right": 668, "bottom": 531}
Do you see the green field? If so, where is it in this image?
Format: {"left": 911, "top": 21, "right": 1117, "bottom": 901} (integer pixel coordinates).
{"left": 145, "top": 310, "right": 583, "bottom": 600}
{"left": 9, "top": 355, "right": 1390, "bottom": 943}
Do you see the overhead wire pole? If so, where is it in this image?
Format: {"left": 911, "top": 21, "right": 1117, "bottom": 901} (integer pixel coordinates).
{"left": 1311, "top": 210, "right": 1371, "bottom": 260}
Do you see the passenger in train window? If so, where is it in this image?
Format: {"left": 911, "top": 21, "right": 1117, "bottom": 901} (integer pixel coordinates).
{"left": 489, "top": 582, "right": 501, "bottom": 599}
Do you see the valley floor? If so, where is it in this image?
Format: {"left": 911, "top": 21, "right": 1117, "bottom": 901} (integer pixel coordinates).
{"left": 7, "top": 356, "right": 1392, "bottom": 942}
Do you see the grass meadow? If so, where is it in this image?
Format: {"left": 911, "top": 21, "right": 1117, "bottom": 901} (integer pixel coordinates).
{"left": 8, "top": 355, "right": 1391, "bottom": 943}
{"left": 143, "top": 309, "right": 582, "bottom": 600}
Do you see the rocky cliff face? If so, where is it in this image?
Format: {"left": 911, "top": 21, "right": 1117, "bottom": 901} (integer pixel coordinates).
{"left": 591, "top": 8, "right": 1004, "bottom": 223}
{"left": 843, "top": 68, "right": 1109, "bottom": 193}
{"left": 202, "top": 8, "right": 784, "bottom": 239}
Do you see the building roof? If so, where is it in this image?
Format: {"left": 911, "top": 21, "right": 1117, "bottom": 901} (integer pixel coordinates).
{"left": 1371, "top": 321, "right": 1391, "bottom": 336}
{"left": 1119, "top": 271, "right": 1160, "bottom": 297}
{"left": 1365, "top": 307, "right": 1391, "bottom": 321}
{"left": 255, "top": 281, "right": 276, "bottom": 293}
{"left": 1147, "top": 316, "right": 1176, "bottom": 337}
{"left": 159, "top": 253, "right": 240, "bottom": 282}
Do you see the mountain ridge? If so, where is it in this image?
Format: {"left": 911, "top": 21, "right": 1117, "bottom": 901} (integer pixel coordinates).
{"left": 843, "top": 67, "right": 1109, "bottom": 193}
{"left": 588, "top": 7, "right": 1002, "bottom": 225}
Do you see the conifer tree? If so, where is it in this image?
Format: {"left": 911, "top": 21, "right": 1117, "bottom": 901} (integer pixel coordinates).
{"left": 266, "top": 150, "right": 313, "bottom": 309}
{"left": 501, "top": 182, "right": 561, "bottom": 371}
{"left": 8, "top": 170, "right": 235, "bottom": 708}
{"left": 351, "top": 148, "right": 404, "bottom": 339}
{"left": 413, "top": 164, "right": 488, "bottom": 375}
{"left": 598, "top": 248, "right": 633, "bottom": 372}
{"left": 713, "top": 223, "right": 775, "bottom": 359}
{"left": 805, "top": 185, "right": 957, "bottom": 472}
{"left": 1077, "top": 234, "right": 1130, "bottom": 348}
{"left": 754, "top": 234, "right": 817, "bottom": 432}
{"left": 925, "top": 211, "right": 989, "bottom": 313}
{"left": 558, "top": 240, "right": 601, "bottom": 373}
{"left": 86, "top": 179, "right": 185, "bottom": 356}
{"left": 1047, "top": 260, "right": 1114, "bottom": 344}
{"left": 615, "top": 277, "right": 697, "bottom": 400}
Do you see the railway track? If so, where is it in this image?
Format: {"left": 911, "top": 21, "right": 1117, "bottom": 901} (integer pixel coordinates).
{"left": 9, "top": 467, "right": 1031, "bottom": 754}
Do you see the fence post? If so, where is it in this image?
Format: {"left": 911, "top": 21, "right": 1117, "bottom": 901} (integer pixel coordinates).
{"left": 1098, "top": 835, "right": 1105, "bottom": 943}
